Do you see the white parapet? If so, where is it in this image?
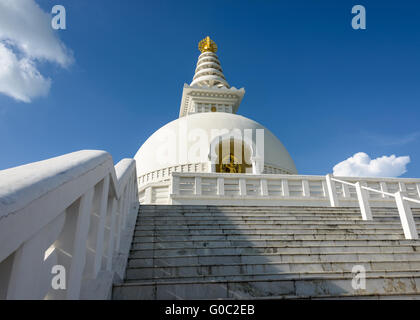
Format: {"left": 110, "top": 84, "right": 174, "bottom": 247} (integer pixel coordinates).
{"left": 137, "top": 172, "right": 420, "bottom": 240}
{"left": 139, "top": 172, "right": 420, "bottom": 208}
{"left": 0, "top": 150, "right": 139, "bottom": 300}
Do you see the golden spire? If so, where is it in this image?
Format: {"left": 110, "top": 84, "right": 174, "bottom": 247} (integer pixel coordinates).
{"left": 198, "top": 36, "right": 218, "bottom": 53}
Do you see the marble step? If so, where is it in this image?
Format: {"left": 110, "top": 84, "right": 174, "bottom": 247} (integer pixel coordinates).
{"left": 250, "top": 292, "right": 420, "bottom": 300}
{"left": 139, "top": 208, "right": 420, "bottom": 215}
{"left": 309, "top": 293, "right": 420, "bottom": 300}
{"left": 136, "top": 218, "right": 416, "bottom": 225}
{"left": 138, "top": 214, "right": 420, "bottom": 220}
{"left": 131, "top": 238, "right": 420, "bottom": 249}
{"left": 126, "top": 260, "right": 420, "bottom": 281}
{"left": 129, "top": 244, "right": 420, "bottom": 259}
{"left": 134, "top": 223, "right": 420, "bottom": 231}
{"left": 139, "top": 209, "right": 403, "bottom": 215}
{"left": 127, "top": 251, "right": 420, "bottom": 268}
{"left": 139, "top": 205, "right": 364, "bottom": 210}
{"left": 134, "top": 228, "right": 408, "bottom": 237}
{"left": 124, "top": 269, "right": 420, "bottom": 284}
{"left": 112, "top": 273, "right": 420, "bottom": 299}
{"left": 133, "top": 233, "right": 408, "bottom": 242}
{"left": 139, "top": 205, "right": 418, "bottom": 212}
{"left": 139, "top": 213, "right": 420, "bottom": 219}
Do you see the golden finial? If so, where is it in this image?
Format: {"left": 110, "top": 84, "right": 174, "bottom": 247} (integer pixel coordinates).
{"left": 198, "top": 36, "right": 218, "bottom": 53}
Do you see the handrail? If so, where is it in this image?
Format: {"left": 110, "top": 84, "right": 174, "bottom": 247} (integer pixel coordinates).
{"left": 332, "top": 176, "right": 420, "bottom": 204}
{"left": 361, "top": 186, "right": 395, "bottom": 197}
{"left": 331, "top": 177, "right": 396, "bottom": 197}
{"left": 329, "top": 174, "right": 418, "bottom": 240}
{"left": 404, "top": 197, "right": 420, "bottom": 205}
{"left": 330, "top": 177, "right": 357, "bottom": 188}
{"left": 0, "top": 150, "right": 139, "bottom": 299}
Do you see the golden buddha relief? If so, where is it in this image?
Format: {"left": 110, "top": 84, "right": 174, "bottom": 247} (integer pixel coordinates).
{"left": 215, "top": 139, "right": 252, "bottom": 174}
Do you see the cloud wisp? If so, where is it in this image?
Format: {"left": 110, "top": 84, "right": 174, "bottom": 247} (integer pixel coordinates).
{"left": 333, "top": 152, "right": 410, "bottom": 177}
{"left": 0, "top": 0, "right": 73, "bottom": 103}
{"left": 363, "top": 131, "right": 420, "bottom": 147}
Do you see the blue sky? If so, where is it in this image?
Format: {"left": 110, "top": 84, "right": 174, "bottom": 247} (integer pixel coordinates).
{"left": 0, "top": 0, "right": 419, "bottom": 177}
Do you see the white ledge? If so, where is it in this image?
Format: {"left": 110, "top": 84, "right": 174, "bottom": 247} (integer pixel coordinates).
{"left": 0, "top": 150, "right": 112, "bottom": 219}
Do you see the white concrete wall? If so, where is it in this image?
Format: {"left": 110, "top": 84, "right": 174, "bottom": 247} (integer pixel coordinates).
{"left": 0, "top": 150, "right": 139, "bottom": 300}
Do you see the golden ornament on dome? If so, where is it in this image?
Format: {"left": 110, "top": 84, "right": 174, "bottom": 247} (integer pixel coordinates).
{"left": 198, "top": 36, "right": 218, "bottom": 53}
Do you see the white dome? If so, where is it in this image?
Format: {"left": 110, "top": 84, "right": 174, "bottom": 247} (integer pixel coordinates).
{"left": 134, "top": 112, "right": 297, "bottom": 178}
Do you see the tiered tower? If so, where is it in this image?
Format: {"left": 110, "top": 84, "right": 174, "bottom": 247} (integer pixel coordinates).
{"left": 190, "top": 36, "right": 229, "bottom": 88}
{"left": 179, "top": 36, "right": 245, "bottom": 117}
{"left": 134, "top": 36, "right": 297, "bottom": 187}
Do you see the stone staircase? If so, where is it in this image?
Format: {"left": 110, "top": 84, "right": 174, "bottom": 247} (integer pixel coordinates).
{"left": 112, "top": 205, "right": 420, "bottom": 299}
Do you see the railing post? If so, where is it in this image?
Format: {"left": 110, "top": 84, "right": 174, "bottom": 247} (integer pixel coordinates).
{"left": 144, "top": 187, "right": 152, "bottom": 204}
{"left": 195, "top": 176, "right": 202, "bottom": 195}
{"left": 380, "top": 182, "right": 388, "bottom": 199}
{"left": 355, "top": 182, "right": 372, "bottom": 221}
{"left": 67, "top": 188, "right": 94, "bottom": 300}
{"left": 217, "top": 177, "right": 224, "bottom": 196}
{"left": 281, "top": 179, "right": 289, "bottom": 197}
{"left": 92, "top": 175, "right": 110, "bottom": 277}
{"left": 399, "top": 182, "right": 407, "bottom": 195}
{"left": 6, "top": 214, "right": 65, "bottom": 299}
{"left": 171, "top": 175, "right": 180, "bottom": 196}
{"left": 395, "top": 191, "right": 418, "bottom": 240}
{"left": 302, "top": 179, "right": 310, "bottom": 197}
{"left": 342, "top": 184, "right": 350, "bottom": 198}
{"left": 121, "top": 186, "right": 129, "bottom": 229}
{"left": 325, "top": 174, "right": 338, "bottom": 207}
{"left": 239, "top": 178, "right": 247, "bottom": 196}
{"left": 260, "top": 179, "right": 268, "bottom": 196}
{"left": 105, "top": 197, "right": 117, "bottom": 271}
{"left": 114, "top": 198, "right": 124, "bottom": 251}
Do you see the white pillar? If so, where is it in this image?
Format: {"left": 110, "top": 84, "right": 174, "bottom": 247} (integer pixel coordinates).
{"left": 302, "top": 180, "right": 310, "bottom": 197}
{"left": 239, "top": 178, "right": 247, "bottom": 196}
{"left": 380, "top": 182, "right": 388, "bottom": 199}
{"left": 105, "top": 198, "right": 117, "bottom": 271}
{"left": 144, "top": 187, "right": 152, "bottom": 204}
{"left": 399, "top": 182, "right": 407, "bottom": 194}
{"left": 355, "top": 182, "right": 372, "bottom": 221}
{"left": 260, "top": 179, "right": 268, "bottom": 197}
{"left": 395, "top": 191, "right": 418, "bottom": 240}
{"left": 217, "top": 177, "right": 224, "bottom": 196}
{"left": 325, "top": 174, "right": 338, "bottom": 207}
{"left": 67, "top": 188, "right": 94, "bottom": 300}
{"left": 342, "top": 184, "right": 350, "bottom": 198}
{"left": 121, "top": 187, "right": 129, "bottom": 229}
{"left": 92, "top": 175, "right": 110, "bottom": 277}
{"left": 281, "top": 179, "right": 289, "bottom": 197}
{"left": 171, "top": 175, "right": 180, "bottom": 196}
{"left": 6, "top": 214, "right": 65, "bottom": 299}
{"left": 195, "top": 176, "right": 202, "bottom": 195}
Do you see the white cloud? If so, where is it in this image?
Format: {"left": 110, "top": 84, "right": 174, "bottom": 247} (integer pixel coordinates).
{"left": 0, "top": 43, "right": 51, "bottom": 102}
{"left": 0, "top": 0, "right": 73, "bottom": 103}
{"left": 333, "top": 152, "right": 410, "bottom": 177}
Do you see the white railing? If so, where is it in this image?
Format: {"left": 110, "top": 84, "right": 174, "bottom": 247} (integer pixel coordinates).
{"left": 0, "top": 150, "right": 139, "bottom": 299}
{"left": 329, "top": 175, "right": 419, "bottom": 240}
{"left": 162, "top": 172, "right": 420, "bottom": 205}
{"left": 139, "top": 172, "right": 420, "bottom": 239}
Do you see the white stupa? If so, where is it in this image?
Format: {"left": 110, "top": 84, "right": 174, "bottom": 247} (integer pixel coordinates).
{"left": 134, "top": 36, "right": 297, "bottom": 186}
